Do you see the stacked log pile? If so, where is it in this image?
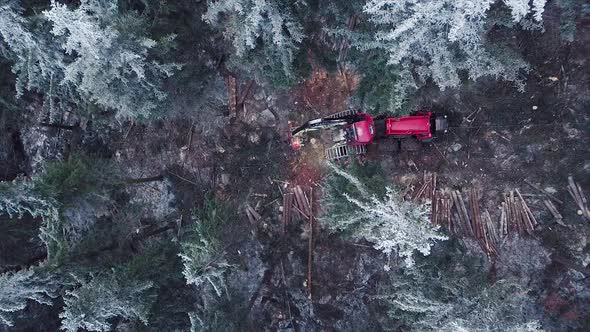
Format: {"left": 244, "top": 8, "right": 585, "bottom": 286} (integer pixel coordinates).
{"left": 499, "top": 190, "right": 537, "bottom": 236}
{"left": 415, "top": 174, "right": 541, "bottom": 258}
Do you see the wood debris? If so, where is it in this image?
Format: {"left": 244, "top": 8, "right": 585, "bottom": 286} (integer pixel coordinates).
{"left": 307, "top": 187, "right": 314, "bottom": 299}
{"left": 524, "top": 179, "right": 563, "bottom": 204}
{"left": 227, "top": 75, "right": 237, "bottom": 118}
{"left": 543, "top": 199, "right": 567, "bottom": 227}
{"left": 567, "top": 176, "right": 590, "bottom": 220}
{"left": 412, "top": 172, "right": 437, "bottom": 202}
{"left": 278, "top": 185, "right": 315, "bottom": 298}
{"left": 429, "top": 187, "right": 541, "bottom": 258}
{"left": 499, "top": 190, "right": 537, "bottom": 236}
{"left": 245, "top": 204, "right": 261, "bottom": 224}
{"left": 282, "top": 193, "right": 294, "bottom": 234}
{"left": 237, "top": 80, "right": 254, "bottom": 107}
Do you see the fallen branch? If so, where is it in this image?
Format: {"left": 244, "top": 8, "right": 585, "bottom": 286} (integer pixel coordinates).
{"left": 282, "top": 193, "right": 294, "bottom": 234}
{"left": 524, "top": 179, "right": 563, "bottom": 205}
{"left": 237, "top": 80, "right": 255, "bottom": 107}
{"left": 245, "top": 204, "right": 261, "bottom": 224}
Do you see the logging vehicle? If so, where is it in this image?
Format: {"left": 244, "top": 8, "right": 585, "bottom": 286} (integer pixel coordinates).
{"left": 290, "top": 110, "right": 448, "bottom": 160}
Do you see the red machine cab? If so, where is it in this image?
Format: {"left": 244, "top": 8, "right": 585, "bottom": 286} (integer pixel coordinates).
{"left": 347, "top": 114, "right": 376, "bottom": 145}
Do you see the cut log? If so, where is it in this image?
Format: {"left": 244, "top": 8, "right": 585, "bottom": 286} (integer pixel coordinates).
{"left": 567, "top": 176, "right": 590, "bottom": 220}
{"left": 282, "top": 193, "right": 294, "bottom": 234}
{"left": 237, "top": 80, "right": 254, "bottom": 107}
{"left": 543, "top": 199, "right": 569, "bottom": 227}
{"left": 431, "top": 173, "right": 437, "bottom": 202}
{"left": 293, "top": 186, "right": 311, "bottom": 217}
{"left": 516, "top": 189, "right": 538, "bottom": 229}
{"left": 227, "top": 76, "right": 237, "bottom": 118}
{"left": 307, "top": 188, "right": 314, "bottom": 299}
{"left": 500, "top": 201, "right": 508, "bottom": 235}
{"left": 245, "top": 204, "right": 261, "bottom": 224}
{"left": 431, "top": 191, "right": 438, "bottom": 225}
{"left": 413, "top": 180, "right": 429, "bottom": 201}
{"left": 469, "top": 189, "right": 482, "bottom": 239}
{"left": 453, "top": 190, "right": 472, "bottom": 236}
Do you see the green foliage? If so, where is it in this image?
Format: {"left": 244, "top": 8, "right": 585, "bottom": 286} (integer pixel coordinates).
{"left": 322, "top": 160, "right": 387, "bottom": 221}
{"left": 121, "top": 242, "right": 196, "bottom": 331}
{"left": 43, "top": 0, "right": 179, "bottom": 120}
{"left": 350, "top": 0, "right": 539, "bottom": 96}
{"left": 321, "top": 162, "right": 446, "bottom": 266}
{"left": 0, "top": 267, "right": 63, "bottom": 327}
{"left": 188, "top": 295, "right": 251, "bottom": 332}
{"left": 355, "top": 55, "right": 417, "bottom": 115}
{"left": 34, "top": 154, "right": 116, "bottom": 204}
{"left": 192, "top": 193, "right": 229, "bottom": 242}
{"left": 0, "top": 178, "right": 67, "bottom": 264}
{"left": 555, "top": 0, "right": 587, "bottom": 42}
{"left": 59, "top": 269, "right": 155, "bottom": 332}
{"left": 179, "top": 195, "right": 233, "bottom": 297}
{"left": 1, "top": 155, "right": 123, "bottom": 265}
{"left": 203, "top": 0, "right": 306, "bottom": 87}
{"left": 0, "top": 178, "right": 59, "bottom": 223}
{"left": 0, "top": 0, "right": 178, "bottom": 120}
{"left": 379, "top": 244, "right": 543, "bottom": 331}
{"left": 0, "top": 0, "right": 66, "bottom": 99}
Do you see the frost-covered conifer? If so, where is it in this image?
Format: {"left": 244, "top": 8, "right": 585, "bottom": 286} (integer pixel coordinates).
{"left": 0, "top": 1, "right": 65, "bottom": 98}
{"left": 321, "top": 165, "right": 447, "bottom": 267}
{"left": 359, "top": 0, "right": 547, "bottom": 92}
{"left": 43, "top": 0, "right": 177, "bottom": 119}
{"left": 379, "top": 246, "right": 544, "bottom": 331}
{"left": 0, "top": 268, "right": 61, "bottom": 327}
{"left": 0, "top": 0, "right": 71, "bottom": 121}
{"left": 179, "top": 213, "right": 232, "bottom": 297}
{"left": 203, "top": 0, "right": 305, "bottom": 83}
{"left": 59, "top": 271, "right": 154, "bottom": 332}
{"left": 180, "top": 235, "right": 231, "bottom": 297}
{"left": 0, "top": 179, "right": 67, "bottom": 263}
{"left": 383, "top": 275, "right": 543, "bottom": 331}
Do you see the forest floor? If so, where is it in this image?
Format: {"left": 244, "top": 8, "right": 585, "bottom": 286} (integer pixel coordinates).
{"left": 2, "top": 8, "right": 588, "bottom": 331}
{"left": 94, "top": 17, "right": 590, "bottom": 329}
{"left": 195, "top": 13, "right": 589, "bottom": 330}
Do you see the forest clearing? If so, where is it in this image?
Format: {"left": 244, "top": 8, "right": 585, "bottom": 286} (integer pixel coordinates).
{"left": 0, "top": 0, "right": 589, "bottom": 331}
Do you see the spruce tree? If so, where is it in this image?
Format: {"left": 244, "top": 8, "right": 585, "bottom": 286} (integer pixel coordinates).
{"left": 0, "top": 268, "right": 62, "bottom": 327}
{"left": 321, "top": 163, "right": 447, "bottom": 267}
{"left": 59, "top": 270, "right": 154, "bottom": 332}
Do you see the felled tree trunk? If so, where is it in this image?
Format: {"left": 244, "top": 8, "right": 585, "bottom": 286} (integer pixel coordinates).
{"left": 123, "top": 175, "right": 164, "bottom": 185}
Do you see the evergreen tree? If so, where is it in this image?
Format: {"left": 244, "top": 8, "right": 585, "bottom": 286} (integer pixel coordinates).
{"left": 59, "top": 270, "right": 154, "bottom": 332}
{"left": 203, "top": 0, "right": 305, "bottom": 85}
{"left": 0, "top": 0, "right": 71, "bottom": 120}
{"left": 0, "top": 155, "right": 128, "bottom": 265}
{"left": 0, "top": 178, "right": 66, "bottom": 264}
{"left": 43, "top": 0, "right": 178, "bottom": 119}
{"left": 321, "top": 163, "right": 446, "bottom": 267}
{"left": 0, "top": 267, "right": 62, "bottom": 327}
{"left": 179, "top": 195, "right": 232, "bottom": 297}
{"left": 357, "top": 0, "right": 547, "bottom": 94}
{"left": 379, "top": 244, "right": 543, "bottom": 331}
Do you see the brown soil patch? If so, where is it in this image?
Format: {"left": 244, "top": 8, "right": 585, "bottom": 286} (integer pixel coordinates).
{"left": 290, "top": 67, "right": 359, "bottom": 120}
